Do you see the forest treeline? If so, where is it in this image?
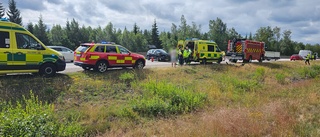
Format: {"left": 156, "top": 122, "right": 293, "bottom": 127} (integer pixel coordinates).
{"left": 1, "top": 1, "right": 320, "bottom": 55}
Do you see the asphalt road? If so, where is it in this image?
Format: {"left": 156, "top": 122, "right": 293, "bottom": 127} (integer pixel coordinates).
{"left": 61, "top": 59, "right": 292, "bottom": 73}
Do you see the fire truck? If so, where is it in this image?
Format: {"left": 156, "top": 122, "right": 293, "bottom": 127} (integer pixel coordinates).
{"left": 226, "top": 39, "right": 265, "bottom": 63}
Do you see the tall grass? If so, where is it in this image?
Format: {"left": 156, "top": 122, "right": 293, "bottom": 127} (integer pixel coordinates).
{"left": 132, "top": 80, "right": 207, "bottom": 117}
{"left": 0, "top": 92, "right": 83, "bottom": 137}
{"left": 1, "top": 62, "right": 320, "bottom": 136}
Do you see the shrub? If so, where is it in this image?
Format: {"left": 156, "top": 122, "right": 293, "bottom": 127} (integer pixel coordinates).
{"left": 253, "top": 67, "right": 266, "bottom": 82}
{"left": 275, "top": 73, "right": 286, "bottom": 84}
{"left": 119, "top": 72, "right": 135, "bottom": 82}
{"left": 131, "top": 80, "right": 207, "bottom": 117}
{"left": 0, "top": 92, "right": 83, "bottom": 137}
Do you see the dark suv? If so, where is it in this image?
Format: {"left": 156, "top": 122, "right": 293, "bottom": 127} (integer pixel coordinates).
{"left": 146, "top": 49, "right": 170, "bottom": 61}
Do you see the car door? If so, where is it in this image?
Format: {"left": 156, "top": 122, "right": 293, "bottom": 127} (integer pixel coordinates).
{"left": 117, "top": 46, "right": 132, "bottom": 67}
{"left": 0, "top": 30, "right": 12, "bottom": 72}
{"left": 12, "top": 32, "right": 44, "bottom": 70}
{"left": 61, "top": 47, "right": 74, "bottom": 62}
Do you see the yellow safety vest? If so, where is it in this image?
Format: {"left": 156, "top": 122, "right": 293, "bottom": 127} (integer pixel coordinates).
{"left": 183, "top": 49, "right": 190, "bottom": 58}
{"left": 306, "top": 54, "right": 310, "bottom": 60}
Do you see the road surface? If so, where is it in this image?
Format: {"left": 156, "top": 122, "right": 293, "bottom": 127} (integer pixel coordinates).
{"left": 61, "top": 59, "right": 291, "bottom": 73}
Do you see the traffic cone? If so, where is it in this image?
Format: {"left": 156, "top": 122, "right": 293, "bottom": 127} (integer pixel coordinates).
{"left": 151, "top": 57, "right": 154, "bottom": 62}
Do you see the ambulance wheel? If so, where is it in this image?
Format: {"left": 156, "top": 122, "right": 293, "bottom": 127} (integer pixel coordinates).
{"left": 134, "top": 60, "right": 144, "bottom": 69}
{"left": 40, "top": 63, "right": 56, "bottom": 77}
{"left": 201, "top": 58, "right": 207, "bottom": 65}
{"left": 217, "top": 57, "right": 222, "bottom": 64}
{"left": 94, "top": 61, "right": 108, "bottom": 73}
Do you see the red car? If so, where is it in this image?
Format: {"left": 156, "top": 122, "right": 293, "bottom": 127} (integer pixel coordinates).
{"left": 290, "top": 54, "right": 304, "bottom": 61}
{"left": 74, "top": 42, "right": 146, "bottom": 72}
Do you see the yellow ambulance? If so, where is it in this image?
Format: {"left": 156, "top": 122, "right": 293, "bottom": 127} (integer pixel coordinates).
{"left": 0, "top": 18, "right": 66, "bottom": 77}
{"left": 177, "top": 38, "right": 224, "bottom": 64}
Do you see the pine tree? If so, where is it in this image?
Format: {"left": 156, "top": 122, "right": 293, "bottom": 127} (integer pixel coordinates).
{"left": 151, "top": 19, "right": 162, "bottom": 49}
{"left": 0, "top": 2, "right": 5, "bottom": 18}
{"left": 133, "top": 23, "right": 139, "bottom": 35}
{"left": 7, "top": 0, "right": 22, "bottom": 25}
{"left": 33, "top": 15, "right": 49, "bottom": 45}
{"left": 27, "top": 22, "right": 34, "bottom": 34}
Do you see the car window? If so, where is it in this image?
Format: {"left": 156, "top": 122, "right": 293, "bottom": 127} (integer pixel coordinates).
{"left": 106, "top": 46, "right": 117, "bottom": 53}
{"left": 61, "top": 47, "right": 70, "bottom": 52}
{"left": 76, "top": 45, "right": 90, "bottom": 52}
{"left": 95, "top": 46, "right": 105, "bottom": 52}
{"left": 16, "top": 33, "right": 43, "bottom": 50}
{"left": 52, "top": 47, "right": 62, "bottom": 51}
{"left": 118, "top": 46, "right": 129, "bottom": 54}
{"left": 208, "top": 45, "right": 215, "bottom": 52}
{"left": 0, "top": 31, "right": 10, "bottom": 48}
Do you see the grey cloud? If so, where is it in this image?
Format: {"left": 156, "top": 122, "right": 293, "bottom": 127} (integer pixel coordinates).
{"left": 47, "top": 0, "right": 63, "bottom": 4}
{"left": 17, "top": 0, "right": 45, "bottom": 10}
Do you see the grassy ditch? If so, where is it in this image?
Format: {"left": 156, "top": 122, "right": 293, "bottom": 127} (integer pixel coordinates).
{"left": 0, "top": 61, "right": 319, "bottom": 136}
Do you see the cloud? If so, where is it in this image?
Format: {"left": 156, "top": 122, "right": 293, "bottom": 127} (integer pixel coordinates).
{"left": 2, "top": 0, "right": 319, "bottom": 44}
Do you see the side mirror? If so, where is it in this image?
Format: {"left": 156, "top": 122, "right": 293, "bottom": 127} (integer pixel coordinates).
{"left": 36, "top": 44, "right": 44, "bottom": 50}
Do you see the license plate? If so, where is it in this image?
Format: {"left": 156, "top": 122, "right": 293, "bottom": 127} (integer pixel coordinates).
{"left": 76, "top": 54, "right": 81, "bottom": 57}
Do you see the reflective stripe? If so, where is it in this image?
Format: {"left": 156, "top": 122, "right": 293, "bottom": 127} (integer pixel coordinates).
{"left": 80, "top": 58, "right": 86, "bottom": 61}
{"left": 108, "top": 56, "right": 117, "bottom": 60}
{"left": 26, "top": 54, "right": 42, "bottom": 62}
{"left": 116, "top": 60, "right": 125, "bottom": 63}
{"left": 0, "top": 54, "right": 7, "bottom": 61}
{"left": 125, "top": 57, "right": 132, "bottom": 60}
{"left": 89, "top": 56, "right": 99, "bottom": 59}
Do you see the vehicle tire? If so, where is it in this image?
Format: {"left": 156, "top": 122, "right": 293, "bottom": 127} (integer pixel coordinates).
{"left": 40, "top": 63, "right": 56, "bottom": 77}
{"left": 231, "top": 59, "right": 238, "bottom": 63}
{"left": 94, "top": 61, "right": 108, "bottom": 73}
{"left": 259, "top": 56, "right": 263, "bottom": 63}
{"left": 202, "top": 58, "right": 207, "bottom": 65}
{"left": 82, "top": 66, "right": 91, "bottom": 71}
{"left": 249, "top": 56, "right": 252, "bottom": 63}
{"left": 243, "top": 59, "right": 248, "bottom": 63}
{"left": 134, "top": 60, "right": 144, "bottom": 69}
{"left": 217, "top": 57, "right": 222, "bottom": 64}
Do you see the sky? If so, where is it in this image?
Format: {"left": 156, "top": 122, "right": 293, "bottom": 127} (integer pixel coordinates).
{"left": 2, "top": 0, "right": 320, "bottom": 44}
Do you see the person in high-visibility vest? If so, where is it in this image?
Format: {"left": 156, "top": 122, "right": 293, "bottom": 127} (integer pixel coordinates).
{"left": 305, "top": 53, "right": 310, "bottom": 65}
{"left": 178, "top": 47, "right": 184, "bottom": 66}
{"left": 183, "top": 46, "right": 191, "bottom": 65}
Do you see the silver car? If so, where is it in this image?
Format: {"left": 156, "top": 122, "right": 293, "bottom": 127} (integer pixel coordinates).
{"left": 47, "top": 46, "right": 74, "bottom": 62}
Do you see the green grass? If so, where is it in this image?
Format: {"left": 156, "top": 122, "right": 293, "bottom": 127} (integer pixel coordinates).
{"left": 0, "top": 62, "right": 320, "bottom": 136}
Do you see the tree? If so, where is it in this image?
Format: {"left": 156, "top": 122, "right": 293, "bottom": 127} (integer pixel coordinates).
{"left": 227, "top": 27, "right": 241, "bottom": 40}
{"left": 0, "top": 2, "right": 5, "bottom": 18}
{"left": 151, "top": 19, "right": 162, "bottom": 49}
{"left": 104, "top": 22, "right": 117, "bottom": 42}
{"left": 7, "top": 0, "right": 22, "bottom": 25}
{"left": 208, "top": 17, "right": 228, "bottom": 50}
{"left": 133, "top": 23, "right": 139, "bottom": 35}
{"left": 33, "top": 15, "right": 49, "bottom": 45}
{"left": 273, "top": 26, "right": 281, "bottom": 51}
{"left": 254, "top": 26, "right": 274, "bottom": 50}
{"left": 178, "top": 15, "right": 189, "bottom": 40}
{"left": 280, "top": 30, "right": 294, "bottom": 55}
{"left": 26, "top": 22, "right": 34, "bottom": 34}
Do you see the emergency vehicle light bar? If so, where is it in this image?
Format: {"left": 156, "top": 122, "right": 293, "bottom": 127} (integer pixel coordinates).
{"left": 101, "top": 41, "right": 115, "bottom": 44}
{"left": 0, "top": 17, "right": 9, "bottom": 22}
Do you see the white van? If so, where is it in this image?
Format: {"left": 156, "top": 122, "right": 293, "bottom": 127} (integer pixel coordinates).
{"left": 299, "top": 50, "right": 312, "bottom": 59}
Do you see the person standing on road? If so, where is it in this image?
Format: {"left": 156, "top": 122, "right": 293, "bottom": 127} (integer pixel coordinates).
{"left": 305, "top": 53, "right": 310, "bottom": 65}
{"left": 169, "top": 47, "right": 177, "bottom": 67}
{"left": 183, "top": 46, "right": 191, "bottom": 65}
{"left": 178, "top": 46, "right": 184, "bottom": 66}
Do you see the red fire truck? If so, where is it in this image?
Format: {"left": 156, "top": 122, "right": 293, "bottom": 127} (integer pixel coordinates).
{"left": 226, "top": 39, "right": 265, "bottom": 63}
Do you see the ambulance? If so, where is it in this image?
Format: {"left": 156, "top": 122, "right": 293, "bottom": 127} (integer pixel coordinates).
{"left": 177, "top": 38, "right": 224, "bottom": 64}
{"left": 0, "top": 18, "right": 66, "bottom": 77}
